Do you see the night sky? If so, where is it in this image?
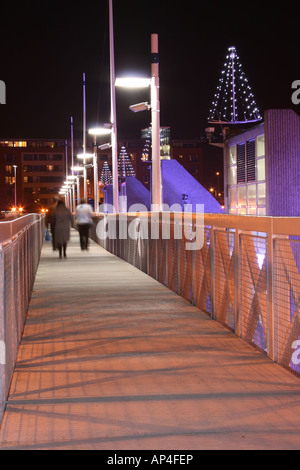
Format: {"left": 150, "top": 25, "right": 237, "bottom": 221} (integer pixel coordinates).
{"left": 0, "top": 0, "right": 299, "bottom": 141}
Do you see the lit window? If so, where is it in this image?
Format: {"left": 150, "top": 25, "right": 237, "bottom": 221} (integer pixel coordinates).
{"left": 257, "top": 158, "right": 265, "bottom": 181}
{"left": 257, "top": 183, "right": 266, "bottom": 205}
{"left": 229, "top": 146, "right": 237, "bottom": 165}
{"left": 256, "top": 135, "right": 265, "bottom": 157}
{"left": 258, "top": 207, "right": 266, "bottom": 216}
{"left": 14, "top": 141, "right": 27, "bottom": 148}
{"left": 238, "top": 186, "right": 246, "bottom": 206}
{"left": 247, "top": 184, "right": 256, "bottom": 206}
{"left": 228, "top": 166, "right": 237, "bottom": 185}
{"left": 229, "top": 187, "right": 237, "bottom": 207}
{"left": 247, "top": 207, "right": 257, "bottom": 215}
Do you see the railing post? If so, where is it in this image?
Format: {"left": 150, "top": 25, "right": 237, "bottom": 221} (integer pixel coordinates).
{"left": 267, "top": 219, "right": 275, "bottom": 361}
{"left": 177, "top": 215, "right": 182, "bottom": 295}
{"left": 165, "top": 236, "right": 168, "bottom": 288}
{"left": 0, "top": 250, "right": 5, "bottom": 423}
{"left": 234, "top": 229, "right": 241, "bottom": 337}
{"left": 210, "top": 225, "right": 215, "bottom": 319}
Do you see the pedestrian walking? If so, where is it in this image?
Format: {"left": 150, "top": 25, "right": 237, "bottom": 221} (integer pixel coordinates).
{"left": 53, "top": 199, "right": 71, "bottom": 259}
{"left": 45, "top": 197, "right": 58, "bottom": 250}
{"left": 75, "top": 198, "right": 93, "bottom": 250}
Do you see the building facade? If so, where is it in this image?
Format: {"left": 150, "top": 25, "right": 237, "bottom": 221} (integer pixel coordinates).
{"left": 0, "top": 138, "right": 81, "bottom": 213}
{"left": 0, "top": 132, "right": 224, "bottom": 213}
{"left": 224, "top": 109, "right": 300, "bottom": 217}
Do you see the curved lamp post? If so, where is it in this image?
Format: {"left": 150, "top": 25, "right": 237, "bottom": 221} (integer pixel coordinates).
{"left": 115, "top": 34, "right": 162, "bottom": 210}
{"left": 77, "top": 153, "right": 94, "bottom": 202}
{"left": 88, "top": 127, "right": 112, "bottom": 211}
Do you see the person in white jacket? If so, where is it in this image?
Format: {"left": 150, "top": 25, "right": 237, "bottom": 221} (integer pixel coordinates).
{"left": 75, "top": 199, "right": 93, "bottom": 250}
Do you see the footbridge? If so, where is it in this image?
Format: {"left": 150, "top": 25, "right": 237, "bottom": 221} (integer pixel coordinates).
{"left": 0, "top": 212, "right": 300, "bottom": 450}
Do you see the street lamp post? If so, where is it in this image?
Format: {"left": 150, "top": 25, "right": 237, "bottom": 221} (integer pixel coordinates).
{"left": 93, "top": 137, "right": 99, "bottom": 212}
{"left": 13, "top": 165, "right": 17, "bottom": 208}
{"left": 88, "top": 128, "right": 112, "bottom": 212}
{"left": 77, "top": 153, "right": 93, "bottom": 204}
{"left": 67, "top": 175, "right": 77, "bottom": 212}
{"left": 151, "top": 34, "right": 162, "bottom": 210}
{"left": 115, "top": 34, "right": 162, "bottom": 211}
{"left": 109, "top": 0, "right": 119, "bottom": 214}
{"left": 71, "top": 116, "right": 76, "bottom": 210}
{"left": 72, "top": 166, "right": 85, "bottom": 206}
{"left": 61, "top": 183, "right": 72, "bottom": 208}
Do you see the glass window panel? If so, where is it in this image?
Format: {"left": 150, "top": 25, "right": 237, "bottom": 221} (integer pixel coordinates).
{"left": 229, "top": 146, "right": 237, "bottom": 165}
{"left": 229, "top": 207, "right": 237, "bottom": 214}
{"left": 257, "top": 183, "right": 266, "bottom": 205}
{"left": 238, "top": 207, "right": 247, "bottom": 215}
{"left": 247, "top": 184, "right": 257, "bottom": 206}
{"left": 228, "top": 166, "right": 237, "bottom": 185}
{"left": 247, "top": 207, "right": 257, "bottom": 215}
{"left": 257, "top": 158, "right": 265, "bottom": 181}
{"left": 256, "top": 134, "right": 265, "bottom": 157}
{"left": 238, "top": 186, "right": 246, "bottom": 206}
{"left": 258, "top": 207, "right": 266, "bottom": 216}
{"left": 229, "top": 187, "right": 237, "bottom": 207}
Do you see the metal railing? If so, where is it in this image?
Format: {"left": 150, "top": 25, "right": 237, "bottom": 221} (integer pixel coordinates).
{"left": 90, "top": 212, "right": 300, "bottom": 377}
{"left": 0, "top": 214, "right": 44, "bottom": 423}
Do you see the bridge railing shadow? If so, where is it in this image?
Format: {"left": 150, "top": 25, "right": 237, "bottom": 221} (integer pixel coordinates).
{"left": 89, "top": 211, "right": 300, "bottom": 379}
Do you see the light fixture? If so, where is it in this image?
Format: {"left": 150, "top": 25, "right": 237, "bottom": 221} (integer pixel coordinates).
{"left": 77, "top": 153, "right": 94, "bottom": 160}
{"left": 88, "top": 127, "right": 112, "bottom": 136}
{"left": 72, "top": 166, "right": 84, "bottom": 172}
{"left": 129, "top": 102, "right": 151, "bottom": 113}
{"left": 115, "top": 77, "right": 151, "bottom": 88}
{"left": 98, "top": 143, "right": 112, "bottom": 150}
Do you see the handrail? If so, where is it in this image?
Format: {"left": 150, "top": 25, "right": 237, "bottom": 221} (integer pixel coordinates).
{"left": 0, "top": 214, "right": 45, "bottom": 426}
{"left": 0, "top": 214, "right": 43, "bottom": 246}
{"left": 93, "top": 212, "right": 300, "bottom": 236}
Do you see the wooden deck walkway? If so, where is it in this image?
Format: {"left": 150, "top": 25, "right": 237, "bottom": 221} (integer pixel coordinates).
{"left": 0, "top": 229, "right": 300, "bottom": 450}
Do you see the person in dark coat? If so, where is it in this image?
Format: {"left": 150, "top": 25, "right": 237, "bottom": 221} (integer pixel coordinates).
{"left": 45, "top": 197, "right": 58, "bottom": 250}
{"left": 53, "top": 199, "right": 71, "bottom": 259}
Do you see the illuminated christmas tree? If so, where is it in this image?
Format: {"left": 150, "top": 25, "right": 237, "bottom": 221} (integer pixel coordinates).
{"left": 118, "top": 146, "right": 135, "bottom": 178}
{"left": 208, "top": 46, "right": 262, "bottom": 124}
{"left": 100, "top": 161, "right": 113, "bottom": 185}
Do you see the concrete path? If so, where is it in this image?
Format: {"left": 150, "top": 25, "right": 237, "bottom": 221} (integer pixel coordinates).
{"left": 0, "top": 229, "right": 300, "bottom": 450}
